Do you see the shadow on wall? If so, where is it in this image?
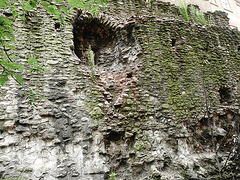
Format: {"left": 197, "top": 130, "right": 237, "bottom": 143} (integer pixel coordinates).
{"left": 72, "top": 13, "right": 139, "bottom": 72}
{"left": 73, "top": 17, "right": 117, "bottom": 65}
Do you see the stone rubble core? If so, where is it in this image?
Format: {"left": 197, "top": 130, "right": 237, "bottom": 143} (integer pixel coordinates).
{"left": 0, "top": 0, "right": 240, "bottom": 180}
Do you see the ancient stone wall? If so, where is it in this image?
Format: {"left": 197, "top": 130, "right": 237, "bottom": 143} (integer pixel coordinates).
{"left": 0, "top": 0, "right": 240, "bottom": 180}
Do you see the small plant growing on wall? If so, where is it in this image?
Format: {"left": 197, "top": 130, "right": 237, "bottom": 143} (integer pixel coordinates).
{"left": 178, "top": 0, "right": 209, "bottom": 25}
{"left": 87, "top": 45, "right": 97, "bottom": 82}
{"left": 109, "top": 173, "right": 116, "bottom": 180}
{"left": 190, "top": 5, "right": 207, "bottom": 25}
{"left": 178, "top": 0, "right": 190, "bottom": 21}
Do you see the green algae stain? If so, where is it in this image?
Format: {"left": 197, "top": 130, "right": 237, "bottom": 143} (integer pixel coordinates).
{"left": 134, "top": 18, "right": 240, "bottom": 121}
{"left": 85, "top": 88, "right": 104, "bottom": 122}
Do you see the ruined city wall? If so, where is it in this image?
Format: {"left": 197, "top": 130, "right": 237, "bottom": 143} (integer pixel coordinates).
{"left": 0, "top": 0, "right": 240, "bottom": 179}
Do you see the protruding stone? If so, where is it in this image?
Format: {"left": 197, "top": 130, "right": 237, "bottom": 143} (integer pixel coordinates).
{"left": 2, "top": 120, "right": 15, "bottom": 129}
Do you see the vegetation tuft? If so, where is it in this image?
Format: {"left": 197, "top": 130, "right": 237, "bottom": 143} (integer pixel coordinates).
{"left": 190, "top": 5, "right": 207, "bottom": 25}
{"left": 178, "top": 0, "right": 190, "bottom": 21}
{"left": 178, "top": 0, "right": 209, "bottom": 25}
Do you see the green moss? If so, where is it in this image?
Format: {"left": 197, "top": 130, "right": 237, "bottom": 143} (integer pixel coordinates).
{"left": 151, "top": 175, "right": 161, "bottom": 180}
{"left": 135, "top": 18, "right": 240, "bottom": 121}
{"left": 85, "top": 88, "right": 104, "bottom": 122}
{"left": 162, "top": 104, "right": 169, "bottom": 109}
{"left": 90, "top": 107, "right": 104, "bottom": 120}
{"left": 134, "top": 140, "right": 145, "bottom": 151}
{"left": 132, "top": 127, "right": 141, "bottom": 134}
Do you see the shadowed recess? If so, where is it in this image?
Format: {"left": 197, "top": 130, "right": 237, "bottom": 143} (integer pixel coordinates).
{"left": 73, "top": 17, "right": 117, "bottom": 64}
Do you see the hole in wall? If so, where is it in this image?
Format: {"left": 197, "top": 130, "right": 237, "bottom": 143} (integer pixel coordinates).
{"left": 205, "top": 42, "right": 209, "bottom": 52}
{"left": 55, "top": 22, "right": 60, "bottom": 29}
{"left": 3, "top": 11, "right": 13, "bottom": 17}
{"left": 126, "top": 26, "right": 135, "bottom": 44}
{"left": 129, "top": 152, "right": 135, "bottom": 158}
{"left": 199, "top": 118, "right": 208, "bottom": 126}
{"left": 119, "top": 158, "right": 128, "bottom": 167}
{"left": 114, "top": 104, "right": 122, "bottom": 108}
{"left": 216, "top": 134, "right": 224, "bottom": 141}
{"left": 171, "top": 39, "right": 176, "bottom": 47}
{"left": 219, "top": 87, "right": 232, "bottom": 104}
{"left": 107, "top": 131, "right": 124, "bottom": 141}
{"left": 126, "top": 73, "right": 133, "bottom": 78}
{"left": 238, "top": 46, "right": 240, "bottom": 52}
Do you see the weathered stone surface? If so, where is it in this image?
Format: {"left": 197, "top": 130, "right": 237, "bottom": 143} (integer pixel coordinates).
{"left": 2, "top": 121, "right": 15, "bottom": 130}
{"left": 0, "top": 0, "right": 240, "bottom": 180}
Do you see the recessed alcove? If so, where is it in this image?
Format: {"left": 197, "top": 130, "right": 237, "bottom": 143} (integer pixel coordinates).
{"left": 107, "top": 131, "right": 124, "bottom": 141}
{"left": 73, "top": 17, "right": 117, "bottom": 65}
{"left": 73, "top": 15, "right": 140, "bottom": 72}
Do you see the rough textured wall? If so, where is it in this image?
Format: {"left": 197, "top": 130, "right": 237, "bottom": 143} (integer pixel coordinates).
{"left": 0, "top": 0, "right": 240, "bottom": 180}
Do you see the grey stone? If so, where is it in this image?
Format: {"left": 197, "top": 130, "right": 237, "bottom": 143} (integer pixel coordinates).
{"left": 2, "top": 120, "right": 15, "bottom": 129}
{"left": 0, "top": 1, "right": 239, "bottom": 180}
{"left": 47, "top": 60, "right": 58, "bottom": 65}
{"left": 15, "top": 125, "right": 29, "bottom": 132}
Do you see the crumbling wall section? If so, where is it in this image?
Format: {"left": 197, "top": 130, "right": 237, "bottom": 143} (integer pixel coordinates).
{"left": 0, "top": 0, "right": 240, "bottom": 180}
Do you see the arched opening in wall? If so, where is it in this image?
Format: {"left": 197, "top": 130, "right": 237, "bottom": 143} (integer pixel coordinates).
{"left": 73, "top": 17, "right": 117, "bottom": 65}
